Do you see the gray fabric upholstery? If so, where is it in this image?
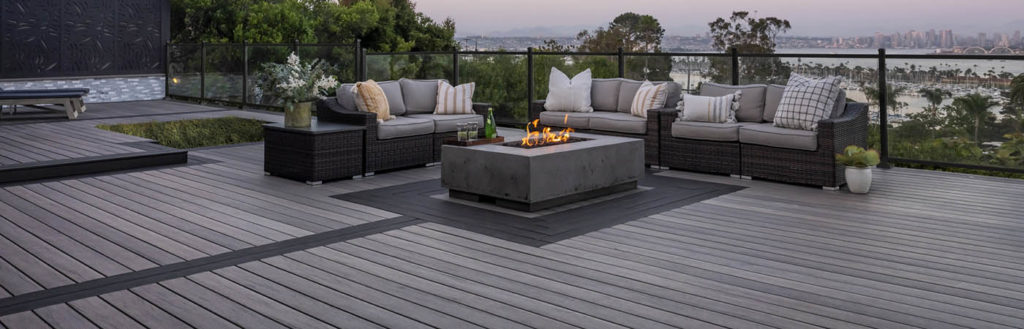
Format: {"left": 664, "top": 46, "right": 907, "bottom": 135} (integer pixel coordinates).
{"left": 739, "top": 123, "right": 818, "bottom": 151}
{"left": 831, "top": 89, "right": 847, "bottom": 119}
{"left": 588, "top": 112, "right": 647, "bottom": 134}
{"left": 671, "top": 121, "right": 746, "bottom": 142}
{"left": 335, "top": 83, "right": 357, "bottom": 111}
{"left": 376, "top": 80, "right": 406, "bottom": 116}
{"left": 591, "top": 78, "right": 622, "bottom": 111}
{"left": 616, "top": 79, "right": 681, "bottom": 113}
{"left": 539, "top": 111, "right": 594, "bottom": 128}
{"left": 700, "top": 83, "right": 766, "bottom": 122}
{"left": 400, "top": 78, "right": 445, "bottom": 114}
{"left": 762, "top": 84, "right": 786, "bottom": 122}
{"left": 407, "top": 114, "right": 483, "bottom": 133}
{"left": 376, "top": 116, "right": 434, "bottom": 140}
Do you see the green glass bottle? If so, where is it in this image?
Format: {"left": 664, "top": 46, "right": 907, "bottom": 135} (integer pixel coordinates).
{"left": 485, "top": 107, "right": 497, "bottom": 139}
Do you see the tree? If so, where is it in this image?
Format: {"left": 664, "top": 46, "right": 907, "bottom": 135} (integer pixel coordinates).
{"left": 576, "top": 13, "right": 670, "bottom": 81}
{"left": 707, "top": 11, "right": 792, "bottom": 84}
{"left": 861, "top": 82, "right": 908, "bottom": 115}
{"left": 919, "top": 87, "right": 951, "bottom": 109}
{"left": 952, "top": 93, "right": 999, "bottom": 143}
{"left": 1004, "top": 74, "right": 1024, "bottom": 135}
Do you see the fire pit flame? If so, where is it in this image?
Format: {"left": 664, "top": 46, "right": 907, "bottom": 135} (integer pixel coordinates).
{"left": 521, "top": 114, "right": 575, "bottom": 147}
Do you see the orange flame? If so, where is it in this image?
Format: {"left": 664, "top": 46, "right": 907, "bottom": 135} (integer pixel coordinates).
{"left": 521, "top": 114, "right": 574, "bottom": 147}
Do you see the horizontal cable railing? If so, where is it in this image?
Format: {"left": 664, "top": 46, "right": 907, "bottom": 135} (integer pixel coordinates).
{"left": 166, "top": 41, "right": 1024, "bottom": 175}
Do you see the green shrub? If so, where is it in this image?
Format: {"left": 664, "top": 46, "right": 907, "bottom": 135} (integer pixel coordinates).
{"left": 98, "top": 116, "right": 267, "bottom": 149}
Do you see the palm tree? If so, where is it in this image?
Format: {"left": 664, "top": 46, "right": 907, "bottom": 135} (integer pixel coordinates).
{"left": 1005, "top": 74, "right": 1024, "bottom": 135}
{"left": 862, "top": 82, "right": 908, "bottom": 116}
{"left": 952, "top": 93, "right": 999, "bottom": 143}
{"left": 919, "top": 88, "right": 951, "bottom": 108}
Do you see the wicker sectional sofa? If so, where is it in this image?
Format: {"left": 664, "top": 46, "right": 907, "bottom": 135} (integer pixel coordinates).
{"left": 660, "top": 83, "right": 868, "bottom": 189}
{"left": 529, "top": 78, "right": 683, "bottom": 166}
{"left": 316, "top": 78, "right": 489, "bottom": 173}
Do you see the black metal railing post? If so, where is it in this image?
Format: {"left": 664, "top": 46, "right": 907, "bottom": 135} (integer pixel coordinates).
{"left": 617, "top": 47, "right": 625, "bottom": 78}
{"left": 200, "top": 42, "right": 206, "bottom": 102}
{"left": 452, "top": 48, "right": 460, "bottom": 85}
{"left": 292, "top": 39, "right": 299, "bottom": 53}
{"left": 359, "top": 48, "right": 367, "bottom": 81}
{"left": 527, "top": 47, "right": 535, "bottom": 115}
{"left": 241, "top": 41, "right": 248, "bottom": 109}
{"left": 877, "top": 48, "right": 891, "bottom": 168}
{"left": 164, "top": 42, "right": 171, "bottom": 99}
{"left": 730, "top": 47, "right": 739, "bottom": 85}
{"left": 354, "top": 39, "right": 361, "bottom": 82}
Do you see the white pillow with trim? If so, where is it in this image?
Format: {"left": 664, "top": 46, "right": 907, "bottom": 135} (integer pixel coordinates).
{"left": 678, "top": 91, "right": 741, "bottom": 123}
{"left": 544, "top": 68, "right": 593, "bottom": 112}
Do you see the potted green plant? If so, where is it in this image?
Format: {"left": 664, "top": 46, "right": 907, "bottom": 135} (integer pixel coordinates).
{"left": 835, "top": 145, "right": 880, "bottom": 194}
{"left": 259, "top": 52, "right": 338, "bottom": 128}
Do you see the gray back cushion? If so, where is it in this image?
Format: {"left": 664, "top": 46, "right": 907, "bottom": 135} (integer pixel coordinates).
{"left": 763, "top": 84, "right": 786, "bottom": 122}
{"left": 591, "top": 78, "right": 622, "bottom": 111}
{"left": 700, "top": 83, "right": 767, "bottom": 122}
{"left": 377, "top": 80, "right": 406, "bottom": 116}
{"left": 616, "top": 79, "right": 681, "bottom": 113}
{"left": 336, "top": 83, "right": 357, "bottom": 111}
{"left": 831, "top": 89, "right": 847, "bottom": 119}
{"left": 400, "top": 78, "right": 447, "bottom": 114}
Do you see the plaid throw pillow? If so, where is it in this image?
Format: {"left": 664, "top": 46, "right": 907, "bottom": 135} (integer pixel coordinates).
{"left": 773, "top": 74, "right": 842, "bottom": 131}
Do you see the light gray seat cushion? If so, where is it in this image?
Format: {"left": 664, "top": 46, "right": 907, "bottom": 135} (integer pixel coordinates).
{"left": 539, "top": 111, "right": 594, "bottom": 128}
{"left": 671, "top": 121, "right": 746, "bottom": 142}
{"left": 588, "top": 112, "right": 647, "bottom": 134}
{"left": 700, "top": 83, "right": 766, "bottom": 122}
{"left": 376, "top": 116, "right": 434, "bottom": 140}
{"left": 739, "top": 123, "right": 818, "bottom": 151}
{"left": 407, "top": 114, "right": 483, "bottom": 133}
{"left": 591, "top": 78, "right": 622, "bottom": 111}
{"left": 399, "top": 78, "right": 445, "bottom": 114}
{"left": 763, "top": 84, "right": 786, "bottom": 122}
{"left": 617, "top": 79, "right": 682, "bottom": 113}
{"left": 335, "top": 83, "right": 358, "bottom": 111}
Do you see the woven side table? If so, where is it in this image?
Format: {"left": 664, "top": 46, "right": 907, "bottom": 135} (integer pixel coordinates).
{"left": 264, "top": 120, "right": 365, "bottom": 185}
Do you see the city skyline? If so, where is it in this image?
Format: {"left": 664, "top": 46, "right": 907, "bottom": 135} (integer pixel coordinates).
{"left": 415, "top": 0, "right": 1024, "bottom": 38}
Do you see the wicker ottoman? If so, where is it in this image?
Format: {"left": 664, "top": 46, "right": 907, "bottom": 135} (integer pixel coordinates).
{"left": 264, "top": 120, "right": 365, "bottom": 185}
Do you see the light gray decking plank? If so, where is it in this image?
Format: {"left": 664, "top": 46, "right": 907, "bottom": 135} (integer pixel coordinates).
{"left": 186, "top": 272, "right": 334, "bottom": 329}
{"left": 99, "top": 290, "right": 191, "bottom": 329}
{"left": 158, "top": 277, "right": 287, "bottom": 329}
{"left": 34, "top": 304, "right": 97, "bottom": 329}
{"left": 0, "top": 211, "right": 105, "bottom": 283}
{"left": 212, "top": 266, "right": 383, "bottom": 329}
{"left": 0, "top": 255, "right": 44, "bottom": 296}
{"left": 67, "top": 297, "right": 144, "bottom": 329}
{"left": 237, "top": 260, "right": 430, "bottom": 329}
{"left": 0, "top": 311, "right": 53, "bottom": 329}
{"left": 0, "top": 234, "right": 73, "bottom": 290}
{"left": 132, "top": 283, "right": 240, "bottom": 329}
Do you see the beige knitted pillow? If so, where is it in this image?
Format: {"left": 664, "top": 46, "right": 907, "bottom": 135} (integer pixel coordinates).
{"left": 353, "top": 80, "right": 394, "bottom": 122}
{"left": 629, "top": 81, "right": 667, "bottom": 118}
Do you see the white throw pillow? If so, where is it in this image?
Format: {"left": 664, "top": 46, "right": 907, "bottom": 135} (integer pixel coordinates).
{"left": 678, "top": 92, "right": 740, "bottom": 123}
{"left": 434, "top": 81, "right": 476, "bottom": 115}
{"left": 629, "top": 81, "right": 668, "bottom": 118}
{"left": 544, "top": 68, "right": 593, "bottom": 112}
{"left": 773, "top": 74, "right": 843, "bottom": 131}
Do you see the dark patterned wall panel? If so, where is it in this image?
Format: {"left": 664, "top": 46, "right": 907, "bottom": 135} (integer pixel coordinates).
{"left": 0, "top": 0, "right": 167, "bottom": 79}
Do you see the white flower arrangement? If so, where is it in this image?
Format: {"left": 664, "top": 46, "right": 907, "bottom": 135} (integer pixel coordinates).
{"left": 259, "top": 52, "right": 339, "bottom": 109}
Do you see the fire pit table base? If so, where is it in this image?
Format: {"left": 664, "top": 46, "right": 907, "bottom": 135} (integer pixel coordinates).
{"left": 441, "top": 133, "right": 644, "bottom": 212}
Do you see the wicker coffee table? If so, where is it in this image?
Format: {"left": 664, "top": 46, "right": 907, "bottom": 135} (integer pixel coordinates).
{"left": 264, "top": 120, "right": 365, "bottom": 185}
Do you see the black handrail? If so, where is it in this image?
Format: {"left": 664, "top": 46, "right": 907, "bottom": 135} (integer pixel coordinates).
{"left": 166, "top": 42, "right": 1024, "bottom": 175}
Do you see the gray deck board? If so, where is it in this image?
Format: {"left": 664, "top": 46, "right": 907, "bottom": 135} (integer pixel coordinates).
{"left": 1, "top": 101, "right": 1023, "bottom": 328}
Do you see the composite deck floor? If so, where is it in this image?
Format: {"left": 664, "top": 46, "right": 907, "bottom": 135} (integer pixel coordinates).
{"left": 1, "top": 101, "right": 1023, "bottom": 328}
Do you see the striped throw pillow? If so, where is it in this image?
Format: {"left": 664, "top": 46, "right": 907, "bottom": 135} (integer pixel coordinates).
{"left": 629, "top": 81, "right": 668, "bottom": 118}
{"left": 773, "top": 74, "right": 843, "bottom": 131}
{"left": 352, "top": 80, "right": 394, "bottom": 123}
{"left": 434, "top": 81, "right": 476, "bottom": 115}
{"left": 678, "top": 92, "right": 740, "bottom": 123}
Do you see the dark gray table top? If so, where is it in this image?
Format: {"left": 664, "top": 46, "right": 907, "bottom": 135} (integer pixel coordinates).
{"left": 263, "top": 119, "right": 365, "bottom": 135}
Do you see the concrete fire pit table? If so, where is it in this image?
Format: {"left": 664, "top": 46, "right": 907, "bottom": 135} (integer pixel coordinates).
{"left": 441, "top": 133, "right": 644, "bottom": 211}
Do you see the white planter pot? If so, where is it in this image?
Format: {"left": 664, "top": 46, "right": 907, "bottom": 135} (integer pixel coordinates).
{"left": 845, "top": 166, "right": 873, "bottom": 194}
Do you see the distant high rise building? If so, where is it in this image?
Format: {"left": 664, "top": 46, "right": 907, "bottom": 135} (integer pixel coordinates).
{"left": 874, "top": 32, "right": 885, "bottom": 48}
{"left": 978, "top": 32, "right": 987, "bottom": 47}
{"left": 1014, "top": 30, "right": 1022, "bottom": 47}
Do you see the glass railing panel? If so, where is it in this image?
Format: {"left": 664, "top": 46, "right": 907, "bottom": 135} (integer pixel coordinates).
{"left": 246, "top": 45, "right": 292, "bottom": 107}
{"left": 167, "top": 44, "right": 202, "bottom": 98}
{"left": 459, "top": 53, "right": 528, "bottom": 124}
{"left": 365, "top": 54, "right": 454, "bottom": 82}
{"left": 885, "top": 57, "right": 1024, "bottom": 170}
{"left": 202, "top": 44, "right": 244, "bottom": 103}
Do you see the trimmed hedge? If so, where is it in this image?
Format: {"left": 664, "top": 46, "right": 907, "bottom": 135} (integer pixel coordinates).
{"left": 98, "top": 116, "right": 267, "bottom": 149}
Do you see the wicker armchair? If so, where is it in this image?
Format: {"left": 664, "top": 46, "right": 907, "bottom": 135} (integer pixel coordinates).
{"left": 529, "top": 100, "right": 667, "bottom": 166}
{"left": 741, "top": 102, "right": 869, "bottom": 188}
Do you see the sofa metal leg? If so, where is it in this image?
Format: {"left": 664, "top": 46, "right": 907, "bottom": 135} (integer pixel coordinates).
{"left": 730, "top": 174, "right": 742, "bottom": 179}
{"left": 306, "top": 180, "right": 323, "bottom": 186}
{"left": 822, "top": 186, "right": 840, "bottom": 191}
{"left": 740, "top": 176, "right": 752, "bottom": 180}
{"left": 426, "top": 162, "right": 440, "bottom": 167}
